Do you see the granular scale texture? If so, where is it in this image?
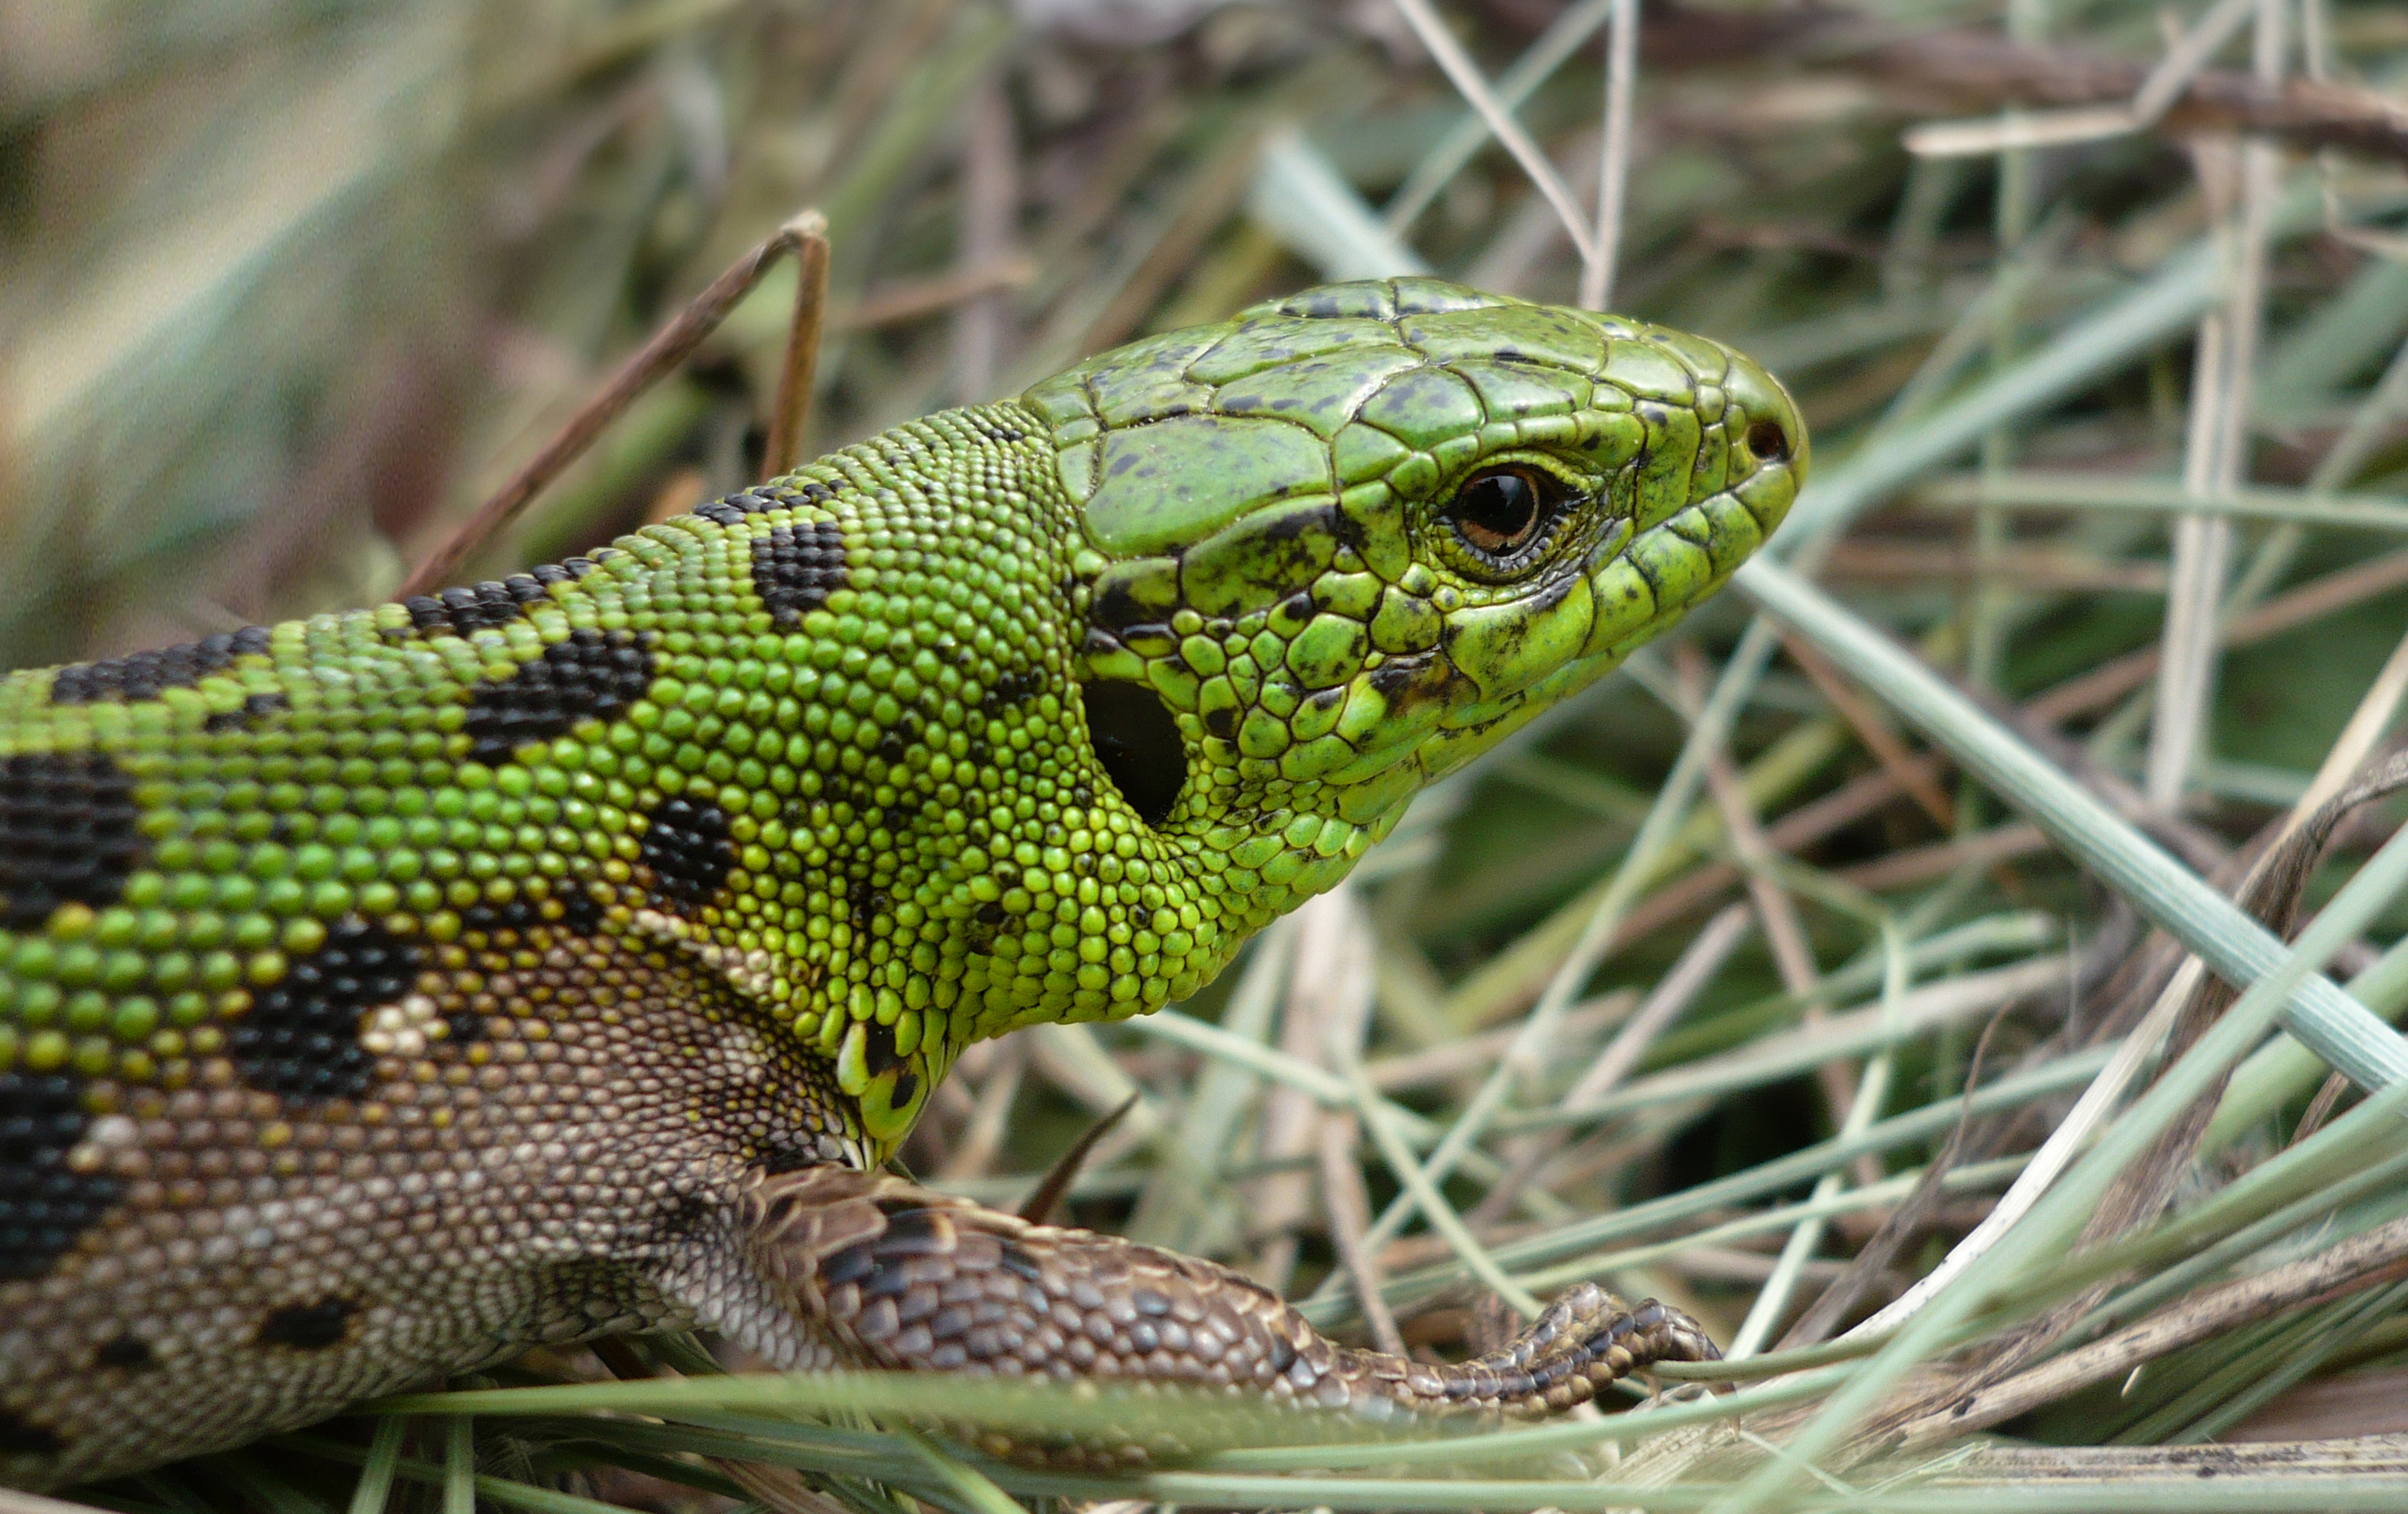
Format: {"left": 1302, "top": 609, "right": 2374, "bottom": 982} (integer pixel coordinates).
{"left": 0, "top": 278, "right": 1801, "bottom": 1489}
{"left": 48, "top": 627, "right": 273, "bottom": 706}
{"left": 0, "top": 1073, "right": 119, "bottom": 1282}
{"left": 225, "top": 920, "right": 422, "bottom": 1101}
{"left": 0, "top": 753, "right": 147, "bottom": 929}
{"left": 462, "top": 627, "right": 654, "bottom": 764}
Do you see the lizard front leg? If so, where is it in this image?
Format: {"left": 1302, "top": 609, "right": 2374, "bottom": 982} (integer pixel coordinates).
{"left": 684, "top": 1166, "right": 1717, "bottom": 1458}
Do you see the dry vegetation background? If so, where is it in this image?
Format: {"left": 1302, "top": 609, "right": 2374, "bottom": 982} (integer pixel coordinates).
{"left": 10, "top": 0, "right": 2408, "bottom": 1509}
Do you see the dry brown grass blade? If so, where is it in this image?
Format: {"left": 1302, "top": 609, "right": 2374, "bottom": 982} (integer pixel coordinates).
{"left": 1636, "top": 2, "right": 2408, "bottom": 162}
{"left": 2028, "top": 544, "right": 2408, "bottom": 724}
{"left": 1865, "top": 750, "right": 2408, "bottom": 1441}
{"left": 1891, "top": 1210, "right": 2408, "bottom": 1447}
{"left": 1904, "top": 1430, "right": 2408, "bottom": 1483}
{"left": 1316, "top": 1113, "right": 1406, "bottom": 1358}
{"left": 763, "top": 210, "right": 832, "bottom": 481}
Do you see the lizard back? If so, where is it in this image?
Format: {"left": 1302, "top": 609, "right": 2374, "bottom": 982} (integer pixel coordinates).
{"left": 0, "top": 277, "right": 1802, "bottom": 1487}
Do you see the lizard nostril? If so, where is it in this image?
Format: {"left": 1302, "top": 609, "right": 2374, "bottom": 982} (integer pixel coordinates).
{"left": 1081, "top": 681, "right": 1187, "bottom": 826}
{"left": 1745, "top": 418, "right": 1790, "bottom": 463}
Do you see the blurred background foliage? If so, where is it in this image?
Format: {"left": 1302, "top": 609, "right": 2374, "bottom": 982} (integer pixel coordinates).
{"left": 15, "top": 0, "right": 2395, "bottom": 677}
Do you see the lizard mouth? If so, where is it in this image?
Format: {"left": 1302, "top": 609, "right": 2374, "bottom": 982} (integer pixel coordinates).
{"left": 1081, "top": 679, "right": 1187, "bottom": 826}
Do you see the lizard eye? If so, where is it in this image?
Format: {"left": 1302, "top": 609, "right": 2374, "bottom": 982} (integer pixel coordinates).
{"left": 1438, "top": 466, "right": 1572, "bottom": 574}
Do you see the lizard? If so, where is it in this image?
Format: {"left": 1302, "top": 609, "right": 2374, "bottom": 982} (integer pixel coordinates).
{"left": 0, "top": 275, "right": 1804, "bottom": 1490}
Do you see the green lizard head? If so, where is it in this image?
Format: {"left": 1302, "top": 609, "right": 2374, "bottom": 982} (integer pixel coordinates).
{"left": 1007, "top": 279, "right": 1802, "bottom": 962}
{"left": 792, "top": 277, "right": 1803, "bottom": 1145}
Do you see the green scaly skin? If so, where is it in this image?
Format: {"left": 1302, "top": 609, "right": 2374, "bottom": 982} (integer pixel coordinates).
{"left": 0, "top": 278, "right": 1802, "bottom": 1487}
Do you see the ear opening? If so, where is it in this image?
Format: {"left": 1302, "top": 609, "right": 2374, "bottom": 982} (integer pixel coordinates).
{"left": 1080, "top": 680, "right": 1187, "bottom": 826}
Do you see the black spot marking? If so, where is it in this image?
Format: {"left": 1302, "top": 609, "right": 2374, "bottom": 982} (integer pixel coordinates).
{"left": 981, "top": 670, "right": 1043, "bottom": 712}
{"left": 205, "top": 691, "right": 290, "bottom": 734}
{"left": 1201, "top": 705, "right": 1238, "bottom": 742}
{"left": 0, "top": 1409, "right": 61, "bottom": 1456}
{"left": 94, "top": 1334, "right": 153, "bottom": 1371}
{"left": 648, "top": 1191, "right": 713, "bottom": 1245}
{"left": 555, "top": 885, "right": 604, "bottom": 937}
{"left": 0, "top": 1073, "right": 121, "bottom": 1282}
{"left": 258, "top": 1298, "right": 356, "bottom": 1351}
{"left": 459, "top": 896, "right": 541, "bottom": 936}
{"left": 228, "top": 918, "right": 421, "bottom": 1102}
{"left": 1081, "top": 681, "right": 1186, "bottom": 826}
{"left": 752, "top": 520, "right": 848, "bottom": 626}
{"left": 49, "top": 626, "right": 270, "bottom": 705}
{"left": 463, "top": 628, "right": 654, "bottom": 767}
{"left": 0, "top": 752, "right": 147, "bottom": 930}
{"left": 641, "top": 795, "right": 733, "bottom": 906}
{"left": 861, "top": 1018, "right": 902, "bottom": 1077}
{"left": 1119, "top": 624, "right": 1176, "bottom": 659}
{"left": 965, "top": 900, "right": 1009, "bottom": 955}
{"left": 444, "top": 1011, "right": 485, "bottom": 1045}
{"left": 889, "top": 1071, "right": 919, "bottom": 1108}
{"left": 873, "top": 1203, "right": 942, "bottom": 1247}
{"left": 695, "top": 483, "right": 829, "bottom": 525}
{"left": 822, "top": 1205, "right": 951, "bottom": 1300}
{"left": 1091, "top": 579, "right": 1153, "bottom": 633}
{"left": 401, "top": 577, "right": 553, "bottom": 637}
{"left": 1368, "top": 652, "right": 1458, "bottom": 714}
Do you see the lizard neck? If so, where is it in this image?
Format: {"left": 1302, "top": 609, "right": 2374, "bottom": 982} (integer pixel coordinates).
{"left": 539, "top": 402, "right": 1324, "bottom": 1154}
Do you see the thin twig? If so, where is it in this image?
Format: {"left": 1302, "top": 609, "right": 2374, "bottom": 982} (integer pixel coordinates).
{"left": 762, "top": 210, "right": 832, "bottom": 481}
{"left": 1317, "top": 1113, "right": 1407, "bottom": 1356}
{"left": 1017, "top": 1095, "right": 1140, "bottom": 1225}
{"left": 832, "top": 261, "right": 1035, "bottom": 335}
{"left": 1685, "top": 643, "right": 1859, "bottom": 1153}
{"left": 405, "top": 210, "right": 828, "bottom": 597}
{"left": 1366, "top": 989, "right": 1635, "bottom": 1094}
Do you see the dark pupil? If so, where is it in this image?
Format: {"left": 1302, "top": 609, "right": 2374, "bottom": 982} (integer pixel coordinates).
{"left": 1454, "top": 471, "right": 1541, "bottom": 554}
